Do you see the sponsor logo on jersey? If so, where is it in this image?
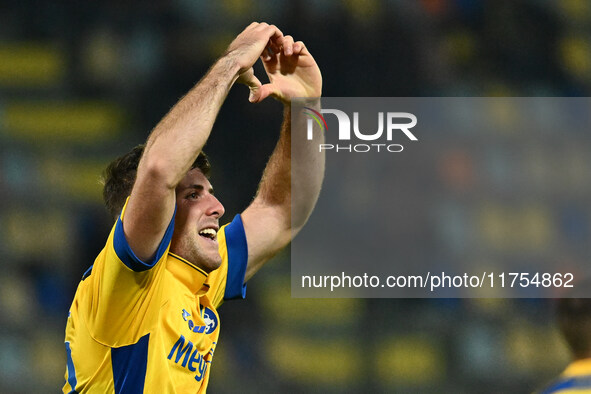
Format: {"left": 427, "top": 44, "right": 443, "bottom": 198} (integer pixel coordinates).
{"left": 167, "top": 335, "right": 211, "bottom": 382}
{"left": 181, "top": 309, "right": 207, "bottom": 333}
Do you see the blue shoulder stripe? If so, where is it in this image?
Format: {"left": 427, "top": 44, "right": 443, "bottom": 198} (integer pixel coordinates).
{"left": 65, "top": 341, "right": 78, "bottom": 393}
{"left": 113, "top": 207, "right": 176, "bottom": 272}
{"left": 81, "top": 265, "right": 93, "bottom": 281}
{"left": 223, "top": 214, "right": 248, "bottom": 301}
{"left": 540, "top": 375, "right": 591, "bottom": 393}
{"left": 111, "top": 334, "right": 150, "bottom": 394}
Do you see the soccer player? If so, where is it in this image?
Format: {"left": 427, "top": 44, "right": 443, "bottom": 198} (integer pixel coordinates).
{"left": 538, "top": 298, "right": 591, "bottom": 393}
{"left": 63, "top": 22, "right": 323, "bottom": 393}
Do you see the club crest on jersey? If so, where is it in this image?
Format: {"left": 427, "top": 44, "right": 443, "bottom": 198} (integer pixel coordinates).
{"left": 202, "top": 307, "right": 218, "bottom": 334}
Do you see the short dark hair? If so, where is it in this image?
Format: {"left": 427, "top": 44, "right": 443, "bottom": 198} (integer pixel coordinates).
{"left": 556, "top": 297, "right": 591, "bottom": 359}
{"left": 102, "top": 144, "right": 211, "bottom": 220}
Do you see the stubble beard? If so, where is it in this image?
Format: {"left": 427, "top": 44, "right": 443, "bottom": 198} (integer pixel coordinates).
{"left": 173, "top": 233, "right": 222, "bottom": 273}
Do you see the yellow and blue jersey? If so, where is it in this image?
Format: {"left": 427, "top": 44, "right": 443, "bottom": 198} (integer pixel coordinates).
{"left": 63, "top": 201, "right": 248, "bottom": 393}
{"left": 539, "top": 359, "right": 591, "bottom": 394}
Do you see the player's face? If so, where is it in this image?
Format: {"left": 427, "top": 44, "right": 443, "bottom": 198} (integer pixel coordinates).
{"left": 170, "top": 168, "right": 225, "bottom": 273}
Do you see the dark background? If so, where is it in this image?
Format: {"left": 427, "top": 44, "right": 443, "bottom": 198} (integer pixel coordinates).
{"left": 0, "top": 0, "right": 588, "bottom": 392}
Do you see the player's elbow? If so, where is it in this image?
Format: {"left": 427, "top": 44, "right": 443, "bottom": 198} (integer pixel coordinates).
{"left": 290, "top": 214, "right": 310, "bottom": 239}
{"left": 291, "top": 196, "right": 320, "bottom": 235}
{"left": 140, "top": 157, "right": 178, "bottom": 190}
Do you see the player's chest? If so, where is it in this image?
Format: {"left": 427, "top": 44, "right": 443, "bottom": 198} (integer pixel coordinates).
{"left": 160, "top": 290, "right": 220, "bottom": 347}
{"left": 158, "top": 292, "right": 220, "bottom": 382}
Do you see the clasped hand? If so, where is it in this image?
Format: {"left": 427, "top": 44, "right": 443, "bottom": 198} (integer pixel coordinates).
{"left": 225, "top": 22, "right": 322, "bottom": 104}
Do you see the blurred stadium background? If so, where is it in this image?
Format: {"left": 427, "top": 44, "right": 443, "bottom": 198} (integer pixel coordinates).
{"left": 1, "top": 0, "right": 590, "bottom": 392}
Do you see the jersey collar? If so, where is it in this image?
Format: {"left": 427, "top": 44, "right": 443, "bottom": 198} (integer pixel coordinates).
{"left": 167, "top": 252, "right": 210, "bottom": 295}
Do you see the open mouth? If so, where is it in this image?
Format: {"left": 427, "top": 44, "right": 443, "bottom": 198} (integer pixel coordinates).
{"left": 198, "top": 228, "right": 218, "bottom": 242}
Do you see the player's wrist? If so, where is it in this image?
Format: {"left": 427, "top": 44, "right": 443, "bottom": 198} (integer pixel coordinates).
{"left": 290, "top": 97, "right": 321, "bottom": 108}
{"left": 218, "top": 51, "right": 248, "bottom": 80}
{"left": 206, "top": 55, "right": 243, "bottom": 87}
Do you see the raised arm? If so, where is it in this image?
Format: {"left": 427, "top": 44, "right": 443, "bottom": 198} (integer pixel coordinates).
{"left": 240, "top": 37, "right": 324, "bottom": 280}
{"left": 124, "top": 23, "right": 284, "bottom": 262}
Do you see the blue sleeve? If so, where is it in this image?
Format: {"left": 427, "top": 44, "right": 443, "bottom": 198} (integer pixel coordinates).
{"left": 223, "top": 214, "right": 248, "bottom": 300}
{"left": 113, "top": 208, "right": 176, "bottom": 272}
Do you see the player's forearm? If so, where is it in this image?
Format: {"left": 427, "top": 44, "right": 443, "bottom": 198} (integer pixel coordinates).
{"left": 254, "top": 102, "right": 324, "bottom": 233}
{"left": 140, "top": 56, "right": 241, "bottom": 189}
{"left": 290, "top": 101, "right": 325, "bottom": 232}
{"left": 253, "top": 106, "right": 291, "bottom": 211}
